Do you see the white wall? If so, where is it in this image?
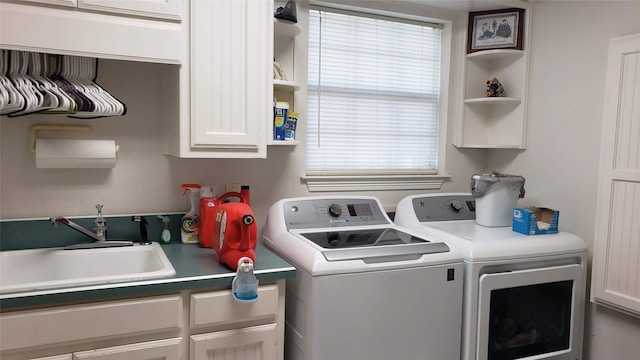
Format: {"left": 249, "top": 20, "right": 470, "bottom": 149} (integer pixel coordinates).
{"left": 487, "top": 1, "right": 640, "bottom": 359}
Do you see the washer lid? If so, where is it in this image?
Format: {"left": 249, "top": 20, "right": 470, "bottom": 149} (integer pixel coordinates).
{"left": 298, "top": 228, "right": 450, "bottom": 262}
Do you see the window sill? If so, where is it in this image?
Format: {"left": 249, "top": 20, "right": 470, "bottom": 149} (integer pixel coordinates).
{"left": 302, "top": 174, "right": 449, "bottom": 192}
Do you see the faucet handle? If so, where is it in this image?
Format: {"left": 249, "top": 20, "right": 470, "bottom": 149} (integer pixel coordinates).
{"left": 94, "top": 203, "right": 107, "bottom": 241}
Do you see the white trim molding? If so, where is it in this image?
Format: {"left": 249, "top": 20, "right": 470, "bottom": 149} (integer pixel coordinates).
{"left": 302, "top": 174, "right": 449, "bottom": 192}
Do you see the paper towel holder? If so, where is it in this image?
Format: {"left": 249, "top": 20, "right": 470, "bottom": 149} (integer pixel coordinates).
{"left": 29, "top": 124, "right": 120, "bottom": 153}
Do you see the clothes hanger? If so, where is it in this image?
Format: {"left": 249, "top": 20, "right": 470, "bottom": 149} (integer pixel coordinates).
{"left": 51, "top": 54, "right": 93, "bottom": 113}
{"left": 24, "top": 51, "right": 59, "bottom": 112}
{"left": 69, "top": 56, "right": 126, "bottom": 118}
{"left": 37, "top": 52, "right": 77, "bottom": 114}
{"left": 6, "top": 51, "right": 34, "bottom": 116}
{"left": 0, "top": 50, "right": 25, "bottom": 115}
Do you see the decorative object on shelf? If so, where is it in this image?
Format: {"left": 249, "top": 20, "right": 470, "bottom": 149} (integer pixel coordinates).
{"left": 274, "top": 0, "right": 297, "bottom": 23}
{"left": 467, "top": 8, "right": 525, "bottom": 53}
{"left": 273, "top": 59, "right": 288, "bottom": 80}
{"left": 486, "top": 77, "right": 505, "bottom": 97}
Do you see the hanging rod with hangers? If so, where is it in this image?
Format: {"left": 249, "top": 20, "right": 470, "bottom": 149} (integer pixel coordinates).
{"left": 0, "top": 50, "right": 127, "bottom": 118}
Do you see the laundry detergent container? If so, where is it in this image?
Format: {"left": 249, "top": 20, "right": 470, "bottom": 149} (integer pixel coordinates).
{"left": 471, "top": 173, "right": 526, "bottom": 227}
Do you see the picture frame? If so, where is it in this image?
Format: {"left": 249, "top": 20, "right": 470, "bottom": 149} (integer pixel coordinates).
{"left": 467, "top": 8, "right": 525, "bottom": 53}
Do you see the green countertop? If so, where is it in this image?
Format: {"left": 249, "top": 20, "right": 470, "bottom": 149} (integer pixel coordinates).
{"left": 0, "top": 243, "right": 296, "bottom": 311}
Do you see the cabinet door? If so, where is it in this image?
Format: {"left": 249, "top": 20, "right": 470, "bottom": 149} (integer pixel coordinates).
{"left": 73, "top": 338, "right": 181, "bottom": 360}
{"left": 190, "top": 324, "right": 277, "bottom": 360}
{"left": 189, "top": 0, "right": 272, "bottom": 158}
{"left": 8, "top": 0, "right": 77, "bottom": 7}
{"left": 78, "top": 0, "right": 182, "bottom": 21}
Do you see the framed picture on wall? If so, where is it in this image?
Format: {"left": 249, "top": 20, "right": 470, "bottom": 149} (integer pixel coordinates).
{"left": 467, "top": 8, "right": 525, "bottom": 53}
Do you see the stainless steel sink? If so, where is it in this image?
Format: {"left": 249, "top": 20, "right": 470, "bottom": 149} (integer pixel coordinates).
{"left": 0, "top": 243, "right": 175, "bottom": 294}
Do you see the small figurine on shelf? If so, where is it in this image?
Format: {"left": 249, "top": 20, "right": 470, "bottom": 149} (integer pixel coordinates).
{"left": 273, "top": 59, "right": 288, "bottom": 81}
{"left": 486, "top": 77, "right": 505, "bottom": 97}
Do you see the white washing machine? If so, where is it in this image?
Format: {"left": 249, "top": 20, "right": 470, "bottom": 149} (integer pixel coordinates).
{"left": 262, "top": 196, "right": 464, "bottom": 360}
{"left": 395, "top": 193, "right": 587, "bottom": 360}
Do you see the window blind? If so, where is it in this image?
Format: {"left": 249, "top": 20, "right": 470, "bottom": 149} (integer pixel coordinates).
{"left": 306, "top": 8, "right": 442, "bottom": 173}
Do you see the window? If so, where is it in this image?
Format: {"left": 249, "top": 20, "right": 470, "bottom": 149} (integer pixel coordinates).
{"left": 306, "top": 6, "right": 446, "bottom": 190}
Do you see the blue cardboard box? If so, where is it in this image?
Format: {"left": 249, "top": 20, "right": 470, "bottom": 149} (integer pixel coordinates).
{"left": 274, "top": 101, "right": 288, "bottom": 140}
{"left": 512, "top": 207, "right": 559, "bottom": 235}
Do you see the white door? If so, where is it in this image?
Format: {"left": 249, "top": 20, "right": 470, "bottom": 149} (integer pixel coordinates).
{"left": 190, "top": 324, "right": 277, "bottom": 360}
{"left": 477, "top": 264, "right": 584, "bottom": 360}
{"left": 591, "top": 33, "right": 640, "bottom": 318}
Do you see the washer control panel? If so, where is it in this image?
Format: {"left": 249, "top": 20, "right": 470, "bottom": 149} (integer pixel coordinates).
{"left": 283, "top": 198, "right": 389, "bottom": 230}
{"left": 412, "top": 194, "right": 476, "bottom": 222}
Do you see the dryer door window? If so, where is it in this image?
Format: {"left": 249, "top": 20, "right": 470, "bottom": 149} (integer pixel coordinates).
{"left": 476, "top": 264, "right": 583, "bottom": 360}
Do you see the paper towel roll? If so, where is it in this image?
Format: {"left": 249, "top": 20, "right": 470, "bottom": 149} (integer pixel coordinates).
{"left": 35, "top": 139, "right": 117, "bottom": 169}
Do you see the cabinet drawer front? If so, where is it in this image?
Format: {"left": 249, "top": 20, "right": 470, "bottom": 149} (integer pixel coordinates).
{"left": 31, "top": 355, "right": 73, "bottom": 360}
{"left": 0, "top": 296, "right": 182, "bottom": 351}
{"left": 73, "top": 337, "right": 182, "bottom": 360}
{"left": 190, "top": 285, "right": 279, "bottom": 328}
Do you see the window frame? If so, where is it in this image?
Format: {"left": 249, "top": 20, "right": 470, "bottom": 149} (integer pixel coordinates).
{"left": 302, "top": 3, "right": 452, "bottom": 191}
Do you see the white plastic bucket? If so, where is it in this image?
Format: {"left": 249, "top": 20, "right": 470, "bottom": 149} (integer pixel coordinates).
{"left": 475, "top": 181, "right": 521, "bottom": 227}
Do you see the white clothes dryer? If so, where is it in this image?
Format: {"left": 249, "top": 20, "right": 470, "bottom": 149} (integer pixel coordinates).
{"left": 263, "top": 196, "right": 464, "bottom": 360}
{"left": 395, "top": 193, "right": 587, "bottom": 360}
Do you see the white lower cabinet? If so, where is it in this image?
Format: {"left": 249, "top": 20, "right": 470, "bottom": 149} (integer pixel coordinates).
{"left": 190, "top": 324, "right": 277, "bottom": 360}
{"left": 73, "top": 338, "right": 182, "bottom": 360}
{"left": 0, "top": 281, "right": 285, "bottom": 360}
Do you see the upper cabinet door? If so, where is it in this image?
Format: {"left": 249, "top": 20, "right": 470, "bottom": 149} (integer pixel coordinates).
{"left": 188, "top": 0, "right": 273, "bottom": 158}
{"left": 78, "top": 0, "right": 182, "bottom": 21}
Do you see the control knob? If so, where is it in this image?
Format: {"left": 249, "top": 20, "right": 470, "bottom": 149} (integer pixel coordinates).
{"left": 450, "top": 200, "right": 463, "bottom": 212}
{"left": 328, "top": 203, "right": 342, "bottom": 217}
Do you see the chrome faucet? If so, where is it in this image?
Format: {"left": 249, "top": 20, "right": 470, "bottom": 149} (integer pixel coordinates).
{"left": 93, "top": 203, "right": 107, "bottom": 241}
{"left": 51, "top": 204, "right": 133, "bottom": 249}
{"left": 51, "top": 216, "right": 103, "bottom": 242}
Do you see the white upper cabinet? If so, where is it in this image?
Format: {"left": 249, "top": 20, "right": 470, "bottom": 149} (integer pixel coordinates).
{"left": 454, "top": 5, "right": 531, "bottom": 149}
{"left": 165, "top": 0, "right": 273, "bottom": 158}
{"left": 0, "top": 0, "right": 183, "bottom": 64}
{"left": 6, "top": 0, "right": 182, "bottom": 20}
{"left": 77, "top": 0, "right": 182, "bottom": 21}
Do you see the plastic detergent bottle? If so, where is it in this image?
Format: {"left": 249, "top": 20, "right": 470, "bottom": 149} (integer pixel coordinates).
{"left": 198, "top": 185, "right": 218, "bottom": 248}
{"left": 180, "top": 183, "right": 201, "bottom": 244}
{"left": 232, "top": 257, "right": 259, "bottom": 302}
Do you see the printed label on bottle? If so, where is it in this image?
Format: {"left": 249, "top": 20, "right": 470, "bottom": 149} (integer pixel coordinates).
{"left": 181, "top": 214, "right": 199, "bottom": 243}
